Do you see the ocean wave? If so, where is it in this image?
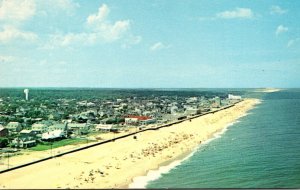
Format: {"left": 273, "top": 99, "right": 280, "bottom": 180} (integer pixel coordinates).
{"left": 128, "top": 149, "right": 197, "bottom": 188}
{"left": 128, "top": 120, "right": 242, "bottom": 188}
{"left": 211, "top": 120, "right": 239, "bottom": 140}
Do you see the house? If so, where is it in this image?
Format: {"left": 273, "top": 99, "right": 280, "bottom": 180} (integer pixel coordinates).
{"left": 31, "top": 123, "right": 48, "bottom": 133}
{"left": 41, "top": 130, "right": 66, "bottom": 140}
{"left": 67, "top": 123, "right": 89, "bottom": 135}
{"left": 86, "top": 102, "right": 96, "bottom": 107}
{"left": 170, "top": 106, "right": 179, "bottom": 114}
{"left": 11, "top": 138, "right": 36, "bottom": 148}
{"left": 0, "top": 125, "right": 9, "bottom": 137}
{"left": 125, "top": 117, "right": 138, "bottom": 125}
{"left": 186, "top": 97, "right": 198, "bottom": 103}
{"left": 5, "top": 122, "right": 22, "bottom": 133}
{"left": 19, "top": 129, "right": 37, "bottom": 138}
{"left": 48, "top": 124, "right": 67, "bottom": 131}
{"left": 211, "top": 97, "right": 221, "bottom": 108}
{"left": 95, "top": 124, "right": 113, "bottom": 132}
{"left": 12, "top": 130, "right": 37, "bottom": 148}
{"left": 185, "top": 107, "right": 201, "bottom": 116}
{"left": 125, "top": 115, "right": 152, "bottom": 126}
{"left": 140, "top": 118, "right": 157, "bottom": 125}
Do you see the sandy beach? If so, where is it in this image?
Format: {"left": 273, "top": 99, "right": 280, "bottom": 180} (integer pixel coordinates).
{"left": 0, "top": 98, "right": 260, "bottom": 189}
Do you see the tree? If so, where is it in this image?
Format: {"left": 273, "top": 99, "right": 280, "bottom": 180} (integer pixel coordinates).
{"left": 0, "top": 137, "right": 9, "bottom": 148}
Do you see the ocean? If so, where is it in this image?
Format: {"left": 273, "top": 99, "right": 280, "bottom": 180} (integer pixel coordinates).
{"left": 131, "top": 89, "right": 300, "bottom": 188}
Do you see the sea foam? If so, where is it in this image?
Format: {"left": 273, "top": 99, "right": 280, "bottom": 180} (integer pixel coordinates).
{"left": 128, "top": 149, "right": 197, "bottom": 188}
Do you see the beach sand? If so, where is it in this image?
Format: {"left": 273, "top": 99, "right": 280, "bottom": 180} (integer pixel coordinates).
{"left": 0, "top": 130, "right": 137, "bottom": 171}
{"left": 0, "top": 98, "right": 260, "bottom": 189}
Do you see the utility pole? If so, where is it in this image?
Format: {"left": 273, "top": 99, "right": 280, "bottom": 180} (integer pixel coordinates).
{"left": 50, "top": 141, "right": 53, "bottom": 158}
{"left": 7, "top": 152, "right": 9, "bottom": 169}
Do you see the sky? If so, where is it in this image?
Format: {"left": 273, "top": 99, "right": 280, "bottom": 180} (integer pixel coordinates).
{"left": 0, "top": 0, "right": 299, "bottom": 88}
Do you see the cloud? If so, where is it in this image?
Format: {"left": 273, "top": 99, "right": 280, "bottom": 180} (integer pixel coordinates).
{"left": 87, "top": 4, "right": 109, "bottom": 25}
{"left": 0, "top": 0, "right": 36, "bottom": 22}
{"left": 37, "top": 0, "right": 80, "bottom": 16}
{"left": 122, "top": 35, "right": 142, "bottom": 48}
{"left": 44, "top": 4, "right": 133, "bottom": 48}
{"left": 86, "top": 4, "right": 130, "bottom": 42}
{"left": 276, "top": 25, "right": 288, "bottom": 35}
{"left": 45, "top": 32, "right": 97, "bottom": 48}
{"left": 150, "top": 42, "right": 170, "bottom": 51}
{"left": 0, "top": 25, "right": 38, "bottom": 43}
{"left": 0, "top": 0, "right": 38, "bottom": 44}
{"left": 53, "top": 0, "right": 79, "bottom": 10}
{"left": 38, "top": 59, "right": 68, "bottom": 66}
{"left": 0, "top": 55, "right": 15, "bottom": 63}
{"left": 287, "top": 38, "right": 300, "bottom": 48}
{"left": 270, "top": 5, "right": 287, "bottom": 15}
{"left": 216, "top": 8, "right": 253, "bottom": 19}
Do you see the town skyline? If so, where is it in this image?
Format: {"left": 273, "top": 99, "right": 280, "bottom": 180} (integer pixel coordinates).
{"left": 0, "top": 0, "right": 299, "bottom": 88}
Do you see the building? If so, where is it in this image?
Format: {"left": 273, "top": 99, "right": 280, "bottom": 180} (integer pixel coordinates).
{"left": 31, "top": 123, "right": 48, "bottom": 133}
{"left": 140, "top": 118, "right": 156, "bottom": 125}
{"left": 12, "top": 130, "right": 37, "bottom": 148}
{"left": 95, "top": 124, "right": 113, "bottom": 132}
{"left": 186, "top": 97, "right": 198, "bottom": 103}
{"left": 125, "top": 115, "right": 152, "bottom": 125}
{"left": 170, "top": 106, "right": 179, "bottom": 114}
{"left": 5, "top": 122, "right": 22, "bottom": 133}
{"left": 228, "top": 94, "right": 242, "bottom": 100}
{"left": 211, "top": 96, "right": 221, "bottom": 108}
{"left": 185, "top": 107, "right": 201, "bottom": 115}
{"left": 41, "top": 130, "right": 66, "bottom": 140}
{"left": 48, "top": 124, "right": 67, "bottom": 131}
{"left": 67, "top": 123, "right": 89, "bottom": 135}
{"left": 11, "top": 138, "right": 36, "bottom": 148}
{"left": 124, "top": 117, "right": 138, "bottom": 125}
{"left": 19, "top": 129, "right": 37, "bottom": 138}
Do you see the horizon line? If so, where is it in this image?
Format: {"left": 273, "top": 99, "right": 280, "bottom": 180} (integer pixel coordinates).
{"left": 0, "top": 86, "right": 290, "bottom": 89}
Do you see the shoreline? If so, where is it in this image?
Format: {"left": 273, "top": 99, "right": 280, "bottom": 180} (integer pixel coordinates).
{"left": 128, "top": 111, "right": 250, "bottom": 188}
{"left": 0, "top": 98, "right": 261, "bottom": 189}
{"left": 0, "top": 100, "right": 239, "bottom": 173}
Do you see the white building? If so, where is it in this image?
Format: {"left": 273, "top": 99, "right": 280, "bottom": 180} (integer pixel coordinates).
{"left": 140, "top": 118, "right": 156, "bottom": 125}
{"left": 185, "top": 107, "right": 200, "bottom": 115}
{"left": 48, "top": 124, "right": 67, "bottom": 131}
{"left": 125, "top": 117, "right": 139, "bottom": 125}
{"left": 186, "top": 97, "right": 198, "bottom": 103}
{"left": 228, "top": 94, "right": 242, "bottom": 100}
{"left": 170, "top": 106, "right": 179, "bottom": 114}
{"left": 41, "top": 130, "right": 65, "bottom": 140}
{"left": 95, "top": 124, "right": 113, "bottom": 132}
{"left": 67, "top": 123, "right": 89, "bottom": 135}
{"left": 31, "top": 123, "right": 48, "bottom": 133}
{"left": 6, "top": 122, "right": 22, "bottom": 132}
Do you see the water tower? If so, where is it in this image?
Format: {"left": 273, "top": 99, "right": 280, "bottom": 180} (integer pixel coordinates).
{"left": 24, "top": 89, "right": 29, "bottom": 101}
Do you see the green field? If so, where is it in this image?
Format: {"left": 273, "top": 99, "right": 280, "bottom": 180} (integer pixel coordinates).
{"left": 29, "top": 138, "right": 90, "bottom": 151}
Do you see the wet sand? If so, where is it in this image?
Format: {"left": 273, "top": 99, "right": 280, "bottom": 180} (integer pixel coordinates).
{"left": 0, "top": 98, "right": 260, "bottom": 189}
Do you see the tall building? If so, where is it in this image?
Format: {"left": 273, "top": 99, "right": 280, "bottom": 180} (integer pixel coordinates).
{"left": 228, "top": 94, "right": 242, "bottom": 100}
